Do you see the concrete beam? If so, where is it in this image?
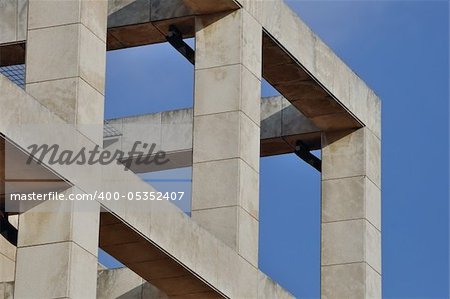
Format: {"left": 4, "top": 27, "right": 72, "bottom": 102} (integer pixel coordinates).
{"left": 104, "top": 96, "right": 320, "bottom": 173}
{"left": 0, "top": 72, "right": 294, "bottom": 298}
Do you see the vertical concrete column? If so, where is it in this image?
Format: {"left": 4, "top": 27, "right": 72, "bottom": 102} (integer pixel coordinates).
{"left": 192, "top": 10, "right": 262, "bottom": 267}
{"left": 0, "top": 137, "right": 15, "bottom": 284}
{"left": 14, "top": 1, "right": 107, "bottom": 298}
{"left": 321, "top": 127, "right": 381, "bottom": 298}
{"left": 14, "top": 189, "right": 101, "bottom": 298}
{"left": 24, "top": 0, "right": 107, "bottom": 144}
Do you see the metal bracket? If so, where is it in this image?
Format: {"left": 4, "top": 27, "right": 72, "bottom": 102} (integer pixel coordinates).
{"left": 294, "top": 141, "right": 322, "bottom": 172}
{"left": 165, "top": 25, "right": 195, "bottom": 65}
{"left": 0, "top": 210, "right": 18, "bottom": 246}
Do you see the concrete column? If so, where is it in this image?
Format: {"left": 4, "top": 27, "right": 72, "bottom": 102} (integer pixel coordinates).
{"left": 0, "top": 137, "right": 16, "bottom": 284}
{"left": 192, "top": 10, "right": 262, "bottom": 267}
{"left": 24, "top": 0, "right": 107, "bottom": 144}
{"left": 321, "top": 128, "right": 381, "bottom": 298}
{"left": 14, "top": 190, "right": 101, "bottom": 298}
{"left": 14, "top": 1, "right": 107, "bottom": 298}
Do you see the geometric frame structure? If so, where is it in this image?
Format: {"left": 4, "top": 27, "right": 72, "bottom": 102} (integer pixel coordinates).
{"left": 0, "top": 1, "right": 381, "bottom": 298}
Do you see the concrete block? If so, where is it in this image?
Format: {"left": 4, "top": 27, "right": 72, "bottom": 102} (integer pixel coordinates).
{"left": 323, "top": 176, "right": 381, "bottom": 229}
{"left": 26, "top": 78, "right": 78, "bottom": 124}
{"left": 194, "top": 64, "right": 242, "bottom": 117}
{"left": 322, "top": 176, "right": 365, "bottom": 223}
{"left": 192, "top": 159, "right": 240, "bottom": 210}
{"left": 0, "top": 0, "right": 17, "bottom": 44}
{"left": 17, "top": 192, "right": 100, "bottom": 256}
{"left": 238, "top": 208, "right": 258, "bottom": 266}
{"left": 192, "top": 206, "right": 237, "bottom": 249}
{"left": 322, "top": 263, "right": 365, "bottom": 299}
{"left": 193, "top": 111, "right": 240, "bottom": 163}
{"left": 79, "top": 25, "right": 107, "bottom": 94}
{"left": 26, "top": 24, "right": 80, "bottom": 83}
{"left": 81, "top": 0, "right": 108, "bottom": 41}
{"left": 322, "top": 128, "right": 365, "bottom": 180}
{"left": 322, "top": 219, "right": 365, "bottom": 266}
{"left": 28, "top": 0, "right": 80, "bottom": 29}
{"left": 194, "top": 65, "right": 261, "bottom": 124}
{"left": 195, "top": 11, "right": 241, "bottom": 70}
{"left": 14, "top": 242, "right": 97, "bottom": 298}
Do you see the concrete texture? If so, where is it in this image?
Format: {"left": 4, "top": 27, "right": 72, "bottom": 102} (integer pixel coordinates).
{"left": 0, "top": 72, "right": 294, "bottom": 298}
{"left": 0, "top": 1, "right": 381, "bottom": 297}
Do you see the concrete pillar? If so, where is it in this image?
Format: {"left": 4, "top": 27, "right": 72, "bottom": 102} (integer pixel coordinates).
{"left": 321, "top": 128, "right": 381, "bottom": 298}
{"left": 14, "top": 1, "right": 107, "bottom": 298}
{"left": 24, "top": 0, "right": 107, "bottom": 144}
{"left": 191, "top": 10, "right": 262, "bottom": 267}
{"left": 14, "top": 190, "right": 101, "bottom": 298}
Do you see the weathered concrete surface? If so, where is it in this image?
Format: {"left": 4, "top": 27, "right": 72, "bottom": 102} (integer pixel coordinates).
{"left": 321, "top": 128, "right": 381, "bottom": 298}
{"left": 13, "top": 1, "right": 108, "bottom": 298}
{"left": 0, "top": 73, "right": 294, "bottom": 298}
{"left": 0, "top": 0, "right": 27, "bottom": 45}
{"left": 104, "top": 96, "right": 320, "bottom": 173}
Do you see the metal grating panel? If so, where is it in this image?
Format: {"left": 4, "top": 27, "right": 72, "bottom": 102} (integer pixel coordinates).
{"left": 104, "top": 121, "right": 122, "bottom": 138}
{"left": 0, "top": 64, "right": 25, "bottom": 89}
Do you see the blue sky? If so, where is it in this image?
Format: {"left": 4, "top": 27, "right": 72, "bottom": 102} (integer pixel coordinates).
{"left": 103, "top": 1, "right": 449, "bottom": 298}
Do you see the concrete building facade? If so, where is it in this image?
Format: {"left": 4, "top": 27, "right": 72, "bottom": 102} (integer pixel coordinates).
{"left": 0, "top": 0, "right": 381, "bottom": 298}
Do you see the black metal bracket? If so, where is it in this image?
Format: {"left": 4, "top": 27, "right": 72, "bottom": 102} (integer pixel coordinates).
{"left": 0, "top": 210, "right": 18, "bottom": 246}
{"left": 165, "top": 25, "right": 195, "bottom": 65}
{"left": 294, "top": 141, "right": 322, "bottom": 172}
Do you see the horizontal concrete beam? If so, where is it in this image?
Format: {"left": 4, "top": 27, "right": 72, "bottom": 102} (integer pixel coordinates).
{"left": 0, "top": 73, "right": 294, "bottom": 299}
{"left": 104, "top": 96, "right": 321, "bottom": 173}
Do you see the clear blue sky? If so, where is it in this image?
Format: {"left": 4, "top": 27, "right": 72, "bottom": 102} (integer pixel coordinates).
{"left": 102, "top": 1, "right": 449, "bottom": 298}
